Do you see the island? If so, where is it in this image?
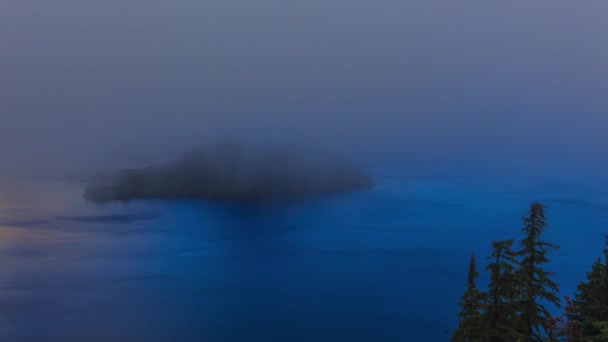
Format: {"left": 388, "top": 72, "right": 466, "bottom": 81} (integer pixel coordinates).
{"left": 84, "top": 146, "right": 374, "bottom": 202}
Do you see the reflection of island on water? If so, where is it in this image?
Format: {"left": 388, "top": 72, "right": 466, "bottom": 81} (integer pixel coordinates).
{"left": 84, "top": 145, "right": 375, "bottom": 203}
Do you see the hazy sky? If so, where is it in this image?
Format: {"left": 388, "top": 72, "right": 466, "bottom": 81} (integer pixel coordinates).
{"left": 1, "top": 0, "right": 607, "bottom": 177}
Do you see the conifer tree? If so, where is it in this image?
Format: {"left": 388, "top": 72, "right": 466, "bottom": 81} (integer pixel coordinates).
{"left": 452, "top": 253, "right": 485, "bottom": 342}
{"left": 573, "top": 236, "right": 608, "bottom": 339}
{"left": 481, "top": 239, "right": 521, "bottom": 341}
{"left": 515, "top": 202, "right": 560, "bottom": 341}
{"left": 574, "top": 258, "right": 604, "bottom": 337}
{"left": 587, "top": 321, "right": 608, "bottom": 341}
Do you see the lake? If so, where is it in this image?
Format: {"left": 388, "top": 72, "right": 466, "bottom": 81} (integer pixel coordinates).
{"left": 0, "top": 177, "right": 606, "bottom": 341}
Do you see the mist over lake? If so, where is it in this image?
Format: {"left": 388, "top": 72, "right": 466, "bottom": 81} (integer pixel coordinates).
{"left": 2, "top": 0, "right": 608, "bottom": 339}
{"left": 0, "top": 177, "right": 605, "bottom": 341}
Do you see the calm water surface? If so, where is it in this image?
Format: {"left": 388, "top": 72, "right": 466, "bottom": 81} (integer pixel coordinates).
{"left": 0, "top": 178, "right": 606, "bottom": 341}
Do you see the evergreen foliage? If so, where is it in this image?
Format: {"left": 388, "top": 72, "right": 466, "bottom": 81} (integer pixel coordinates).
{"left": 451, "top": 204, "right": 608, "bottom": 342}
{"left": 573, "top": 237, "right": 608, "bottom": 340}
{"left": 452, "top": 253, "right": 485, "bottom": 342}
{"left": 451, "top": 203, "right": 562, "bottom": 342}
{"left": 515, "top": 203, "right": 561, "bottom": 340}
{"left": 481, "top": 239, "right": 522, "bottom": 341}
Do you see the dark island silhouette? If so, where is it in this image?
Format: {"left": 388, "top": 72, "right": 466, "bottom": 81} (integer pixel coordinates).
{"left": 84, "top": 145, "right": 374, "bottom": 202}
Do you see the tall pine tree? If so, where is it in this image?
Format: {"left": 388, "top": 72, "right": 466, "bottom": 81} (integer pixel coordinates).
{"left": 515, "top": 202, "right": 560, "bottom": 341}
{"left": 452, "top": 253, "right": 485, "bottom": 342}
{"left": 481, "top": 239, "right": 521, "bottom": 341}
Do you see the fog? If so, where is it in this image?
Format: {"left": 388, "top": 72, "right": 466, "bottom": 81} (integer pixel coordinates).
{"left": 1, "top": 0, "right": 607, "bottom": 178}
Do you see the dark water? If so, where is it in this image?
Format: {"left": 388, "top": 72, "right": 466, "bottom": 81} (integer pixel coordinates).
{"left": 0, "top": 178, "right": 607, "bottom": 341}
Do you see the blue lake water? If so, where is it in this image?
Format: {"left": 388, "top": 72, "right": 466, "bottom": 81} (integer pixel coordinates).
{"left": 0, "top": 177, "right": 606, "bottom": 341}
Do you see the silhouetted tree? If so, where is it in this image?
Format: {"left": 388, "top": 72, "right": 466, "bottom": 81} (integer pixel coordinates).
{"left": 573, "top": 237, "right": 608, "bottom": 339}
{"left": 481, "top": 239, "right": 521, "bottom": 341}
{"left": 514, "top": 202, "right": 560, "bottom": 341}
{"left": 573, "top": 258, "right": 604, "bottom": 338}
{"left": 452, "top": 253, "right": 485, "bottom": 342}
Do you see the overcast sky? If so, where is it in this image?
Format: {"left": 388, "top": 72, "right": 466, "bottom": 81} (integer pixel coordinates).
{"left": 1, "top": 0, "right": 607, "bottom": 177}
